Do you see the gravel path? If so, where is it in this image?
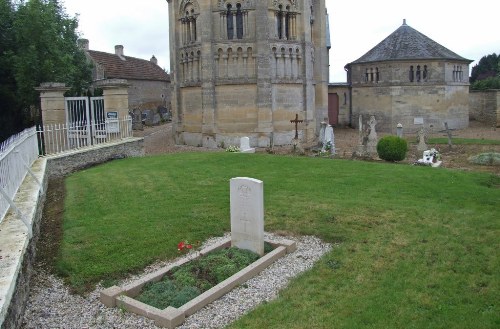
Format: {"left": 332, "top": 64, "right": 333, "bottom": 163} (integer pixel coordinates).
{"left": 22, "top": 234, "right": 332, "bottom": 328}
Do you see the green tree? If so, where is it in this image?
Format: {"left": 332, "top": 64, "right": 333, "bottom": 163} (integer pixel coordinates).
{"left": 0, "top": 0, "right": 92, "bottom": 143}
{"left": 470, "top": 53, "right": 499, "bottom": 83}
{"left": 12, "top": 0, "right": 92, "bottom": 114}
{"left": 0, "top": 0, "right": 21, "bottom": 142}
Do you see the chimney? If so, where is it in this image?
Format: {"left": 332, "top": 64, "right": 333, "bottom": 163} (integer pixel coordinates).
{"left": 150, "top": 55, "right": 158, "bottom": 65}
{"left": 78, "top": 39, "right": 89, "bottom": 51}
{"left": 115, "top": 45, "right": 125, "bottom": 59}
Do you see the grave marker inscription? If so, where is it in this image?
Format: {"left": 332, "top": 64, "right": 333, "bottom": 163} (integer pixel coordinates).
{"left": 230, "top": 177, "right": 264, "bottom": 256}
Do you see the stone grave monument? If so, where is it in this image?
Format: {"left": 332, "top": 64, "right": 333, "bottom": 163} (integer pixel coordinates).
{"left": 230, "top": 177, "right": 264, "bottom": 256}
{"left": 417, "top": 127, "right": 428, "bottom": 152}
{"left": 322, "top": 124, "right": 335, "bottom": 155}
{"left": 240, "top": 137, "right": 255, "bottom": 153}
{"left": 132, "top": 109, "right": 143, "bottom": 130}
{"left": 366, "top": 115, "right": 378, "bottom": 154}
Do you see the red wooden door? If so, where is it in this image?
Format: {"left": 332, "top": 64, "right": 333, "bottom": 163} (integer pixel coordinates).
{"left": 328, "top": 93, "right": 339, "bottom": 126}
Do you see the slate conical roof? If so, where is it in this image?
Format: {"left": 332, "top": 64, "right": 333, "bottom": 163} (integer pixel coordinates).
{"left": 349, "top": 20, "right": 472, "bottom": 65}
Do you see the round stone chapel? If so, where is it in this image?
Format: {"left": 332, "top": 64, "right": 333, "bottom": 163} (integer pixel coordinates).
{"left": 166, "top": 0, "right": 329, "bottom": 148}
{"left": 344, "top": 20, "right": 473, "bottom": 133}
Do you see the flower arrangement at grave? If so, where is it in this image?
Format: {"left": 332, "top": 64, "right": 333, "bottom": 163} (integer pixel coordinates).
{"left": 177, "top": 240, "right": 200, "bottom": 253}
{"left": 413, "top": 147, "right": 442, "bottom": 167}
{"left": 225, "top": 145, "right": 240, "bottom": 152}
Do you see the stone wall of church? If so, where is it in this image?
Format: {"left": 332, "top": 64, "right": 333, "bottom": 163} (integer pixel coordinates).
{"left": 469, "top": 90, "right": 500, "bottom": 127}
{"left": 351, "top": 84, "right": 469, "bottom": 134}
{"left": 349, "top": 59, "right": 470, "bottom": 133}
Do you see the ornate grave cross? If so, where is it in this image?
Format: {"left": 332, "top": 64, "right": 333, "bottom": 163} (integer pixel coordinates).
{"left": 439, "top": 122, "right": 456, "bottom": 149}
{"left": 290, "top": 113, "right": 303, "bottom": 139}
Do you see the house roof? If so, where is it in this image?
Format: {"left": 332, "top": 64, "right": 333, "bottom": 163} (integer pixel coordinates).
{"left": 347, "top": 20, "right": 472, "bottom": 66}
{"left": 87, "top": 50, "right": 170, "bottom": 82}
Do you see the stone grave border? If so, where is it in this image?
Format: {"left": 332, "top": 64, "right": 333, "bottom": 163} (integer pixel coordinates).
{"left": 100, "top": 236, "right": 296, "bottom": 328}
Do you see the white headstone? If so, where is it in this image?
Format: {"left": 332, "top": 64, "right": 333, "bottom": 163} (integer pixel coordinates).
{"left": 323, "top": 125, "right": 335, "bottom": 154}
{"left": 240, "top": 137, "right": 255, "bottom": 153}
{"left": 230, "top": 177, "right": 264, "bottom": 256}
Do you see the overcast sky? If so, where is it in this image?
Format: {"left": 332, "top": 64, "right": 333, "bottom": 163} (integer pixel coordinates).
{"left": 62, "top": 0, "right": 500, "bottom": 82}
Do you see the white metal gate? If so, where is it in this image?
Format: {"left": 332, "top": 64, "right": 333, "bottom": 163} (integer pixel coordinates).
{"left": 65, "top": 96, "right": 105, "bottom": 147}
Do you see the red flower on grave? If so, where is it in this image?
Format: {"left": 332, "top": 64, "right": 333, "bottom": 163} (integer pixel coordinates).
{"left": 178, "top": 240, "right": 193, "bottom": 252}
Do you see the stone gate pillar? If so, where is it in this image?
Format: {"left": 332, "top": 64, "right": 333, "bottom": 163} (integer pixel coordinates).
{"left": 96, "top": 79, "right": 130, "bottom": 119}
{"left": 35, "top": 82, "right": 70, "bottom": 125}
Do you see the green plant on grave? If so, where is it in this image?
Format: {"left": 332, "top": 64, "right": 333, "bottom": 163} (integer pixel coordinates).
{"left": 136, "top": 247, "right": 263, "bottom": 309}
{"left": 376, "top": 135, "right": 408, "bottom": 162}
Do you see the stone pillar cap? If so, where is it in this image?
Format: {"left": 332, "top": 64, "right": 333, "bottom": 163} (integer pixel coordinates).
{"left": 35, "top": 82, "right": 70, "bottom": 92}
{"left": 95, "top": 79, "right": 130, "bottom": 88}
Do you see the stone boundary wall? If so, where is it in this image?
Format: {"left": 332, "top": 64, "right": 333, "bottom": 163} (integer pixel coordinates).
{"left": 46, "top": 137, "right": 144, "bottom": 178}
{"left": 469, "top": 89, "right": 500, "bottom": 127}
{"left": 0, "top": 138, "right": 144, "bottom": 329}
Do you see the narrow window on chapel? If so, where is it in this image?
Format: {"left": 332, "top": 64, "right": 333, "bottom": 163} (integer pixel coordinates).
{"left": 409, "top": 66, "right": 414, "bottom": 82}
{"left": 227, "top": 4, "right": 234, "bottom": 40}
{"left": 423, "top": 65, "right": 428, "bottom": 80}
{"left": 416, "top": 65, "right": 421, "bottom": 82}
{"left": 375, "top": 67, "right": 380, "bottom": 82}
{"left": 236, "top": 3, "right": 243, "bottom": 39}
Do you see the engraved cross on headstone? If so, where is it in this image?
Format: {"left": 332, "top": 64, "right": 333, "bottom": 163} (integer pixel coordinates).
{"left": 290, "top": 113, "right": 303, "bottom": 139}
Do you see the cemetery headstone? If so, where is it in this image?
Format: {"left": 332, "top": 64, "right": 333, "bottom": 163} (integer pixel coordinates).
{"left": 132, "top": 109, "right": 143, "bottom": 130}
{"left": 366, "top": 115, "right": 378, "bottom": 154}
{"left": 143, "top": 109, "right": 155, "bottom": 126}
{"left": 417, "top": 127, "right": 428, "bottom": 152}
{"left": 397, "top": 123, "right": 403, "bottom": 138}
{"left": 230, "top": 177, "right": 264, "bottom": 256}
{"left": 319, "top": 120, "right": 327, "bottom": 148}
{"left": 158, "top": 106, "right": 172, "bottom": 121}
{"left": 323, "top": 124, "right": 335, "bottom": 155}
{"left": 240, "top": 136, "right": 255, "bottom": 153}
{"left": 290, "top": 113, "right": 303, "bottom": 140}
{"left": 354, "top": 114, "right": 368, "bottom": 156}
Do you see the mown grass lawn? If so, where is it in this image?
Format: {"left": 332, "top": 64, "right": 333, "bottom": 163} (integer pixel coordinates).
{"left": 57, "top": 152, "right": 499, "bottom": 328}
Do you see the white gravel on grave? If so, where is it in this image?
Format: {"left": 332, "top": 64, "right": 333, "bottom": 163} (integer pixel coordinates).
{"left": 21, "top": 233, "right": 332, "bottom": 329}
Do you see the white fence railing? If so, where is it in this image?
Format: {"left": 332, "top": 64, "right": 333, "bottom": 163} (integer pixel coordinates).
{"left": 37, "top": 116, "right": 132, "bottom": 156}
{"left": 0, "top": 127, "right": 39, "bottom": 227}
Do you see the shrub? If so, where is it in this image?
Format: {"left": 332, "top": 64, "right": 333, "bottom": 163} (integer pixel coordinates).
{"left": 377, "top": 136, "right": 408, "bottom": 162}
{"left": 468, "top": 152, "right": 500, "bottom": 166}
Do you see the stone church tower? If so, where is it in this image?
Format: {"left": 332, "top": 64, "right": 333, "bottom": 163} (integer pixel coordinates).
{"left": 166, "top": 0, "right": 329, "bottom": 148}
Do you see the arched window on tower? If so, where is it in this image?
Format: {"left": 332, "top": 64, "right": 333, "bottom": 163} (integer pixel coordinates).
{"left": 180, "top": 3, "right": 198, "bottom": 45}
{"left": 285, "top": 6, "right": 290, "bottom": 40}
{"left": 227, "top": 4, "right": 234, "bottom": 40}
{"left": 236, "top": 3, "right": 243, "bottom": 39}
{"left": 416, "top": 65, "right": 421, "bottom": 82}
{"left": 423, "top": 65, "right": 428, "bottom": 80}
{"left": 277, "top": 5, "right": 283, "bottom": 39}
{"left": 409, "top": 66, "right": 414, "bottom": 82}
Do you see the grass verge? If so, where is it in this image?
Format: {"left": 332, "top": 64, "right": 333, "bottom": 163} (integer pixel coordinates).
{"left": 55, "top": 153, "right": 499, "bottom": 328}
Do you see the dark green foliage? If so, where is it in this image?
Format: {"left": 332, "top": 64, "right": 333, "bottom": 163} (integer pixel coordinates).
{"left": 0, "top": 0, "right": 92, "bottom": 143}
{"left": 171, "top": 286, "right": 201, "bottom": 308}
{"left": 470, "top": 76, "right": 500, "bottom": 90}
{"left": 376, "top": 135, "right": 408, "bottom": 162}
{"left": 470, "top": 53, "right": 499, "bottom": 83}
{"left": 137, "top": 247, "right": 260, "bottom": 309}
